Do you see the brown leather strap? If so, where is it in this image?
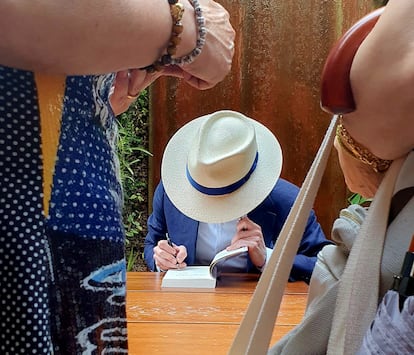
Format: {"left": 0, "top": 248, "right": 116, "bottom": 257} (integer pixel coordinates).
{"left": 389, "top": 186, "right": 414, "bottom": 225}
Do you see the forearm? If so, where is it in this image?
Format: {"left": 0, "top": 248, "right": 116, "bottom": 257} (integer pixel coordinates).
{"left": 144, "top": 230, "right": 158, "bottom": 271}
{"left": 343, "top": 0, "right": 414, "bottom": 160}
{"left": 289, "top": 254, "right": 316, "bottom": 283}
{"left": 0, "top": 0, "right": 196, "bottom": 74}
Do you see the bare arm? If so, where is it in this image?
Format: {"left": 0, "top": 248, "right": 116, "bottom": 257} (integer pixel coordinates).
{"left": 342, "top": 0, "right": 414, "bottom": 160}
{"left": 0, "top": 0, "right": 196, "bottom": 74}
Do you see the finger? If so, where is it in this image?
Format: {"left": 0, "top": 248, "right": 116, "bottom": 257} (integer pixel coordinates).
{"left": 175, "top": 261, "right": 187, "bottom": 269}
{"left": 183, "top": 75, "right": 210, "bottom": 90}
{"left": 154, "top": 254, "right": 179, "bottom": 271}
{"left": 161, "top": 246, "right": 177, "bottom": 258}
{"left": 113, "top": 70, "right": 129, "bottom": 97}
{"left": 161, "top": 65, "right": 185, "bottom": 78}
{"left": 128, "top": 68, "right": 161, "bottom": 96}
{"left": 155, "top": 243, "right": 177, "bottom": 259}
{"left": 127, "top": 69, "right": 146, "bottom": 96}
{"left": 175, "top": 246, "right": 187, "bottom": 264}
{"left": 231, "top": 230, "right": 265, "bottom": 251}
{"left": 158, "top": 240, "right": 179, "bottom": 256}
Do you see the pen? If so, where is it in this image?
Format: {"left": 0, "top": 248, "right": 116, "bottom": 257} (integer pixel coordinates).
{"left": 165, "top": 233, "right": 174, "bottom": 247}
{"left": 391, "top": 234, "right": 414, "bottom": 310}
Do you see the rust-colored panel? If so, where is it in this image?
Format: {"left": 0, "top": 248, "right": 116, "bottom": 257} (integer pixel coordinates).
{"left": 149, "top": 0, "right": 377, "bottom": 235}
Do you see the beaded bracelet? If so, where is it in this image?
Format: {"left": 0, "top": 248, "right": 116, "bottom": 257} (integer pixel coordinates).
{"left": 336, "top": 116, "right": 392, "bottom": 173}
{"left": 143, "top": 0, "right": 206, "bottom": 72}
{"left": 170, "top": 0, "right": 206, "bottom": 66}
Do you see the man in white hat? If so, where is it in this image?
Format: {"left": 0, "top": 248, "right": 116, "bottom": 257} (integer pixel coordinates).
{"left": 144, "top": 110, "right": 331, "bottom": 282}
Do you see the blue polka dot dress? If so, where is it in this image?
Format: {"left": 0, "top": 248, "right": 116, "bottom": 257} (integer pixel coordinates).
{"left": 0, "top": 66, "right": 128, "bottom": 353}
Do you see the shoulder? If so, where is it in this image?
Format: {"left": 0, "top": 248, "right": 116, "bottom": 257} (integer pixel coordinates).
{"left": 272, "top": 178, "right": 300, "bottom": 198}
{"left": 253, "top": 178, "right": 299, "bottom": 213}
{"left": 154, "top": 181, "right": 166, "bottom": 194}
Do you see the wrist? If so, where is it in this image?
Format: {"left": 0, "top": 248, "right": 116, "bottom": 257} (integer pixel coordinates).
{"left": 142, "top": 0, "right": 205, "bottom": 72}
{"left": 336, "top": 116, "right": 392, "bottom": 173}
{"left": 171, "top": 0, "right": 206, "bottom": 66}
{"left": 175, "top": 0, "right": 197, "bottom": 58}
{"left": 256, "top": 256, "right": 267, "bottom": 272}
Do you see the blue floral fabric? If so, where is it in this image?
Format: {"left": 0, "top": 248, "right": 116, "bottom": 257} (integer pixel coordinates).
{"left": 357, "top": 290, "right": 414, "bottom": 354}
{"left": 0, "top": 66, "right": 128, "bottom": 353}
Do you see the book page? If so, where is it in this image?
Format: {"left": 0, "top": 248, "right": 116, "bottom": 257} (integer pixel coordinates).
{"left": 165, "top": 266, "right": 211, "bottom": 279}
{"left": 209, "top": 246, "right": 248, "bottom": 275}
{"left": 161, "top": 266, "right": 216, "bottom": 288}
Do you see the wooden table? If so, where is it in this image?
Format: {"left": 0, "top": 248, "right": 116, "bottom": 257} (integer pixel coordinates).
{"left": 126, "top": 272, "right": 308, "bottom": 355}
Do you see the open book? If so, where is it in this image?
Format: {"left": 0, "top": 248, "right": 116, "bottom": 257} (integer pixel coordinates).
{"left": 161, "top": 246, "right": 248, "bottom": 289}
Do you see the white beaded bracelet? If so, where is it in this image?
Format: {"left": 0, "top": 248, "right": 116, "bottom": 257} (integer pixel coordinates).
{"left": 143, "top": 0, "right": 206, "bottom": 72}
{"left": 170, "top": 0, "right": 206, "bottom": 66}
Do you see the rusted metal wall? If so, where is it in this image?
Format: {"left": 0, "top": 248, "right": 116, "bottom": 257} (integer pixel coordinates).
{"left": 148, "top": 0, "right": 378, "bottom": 236}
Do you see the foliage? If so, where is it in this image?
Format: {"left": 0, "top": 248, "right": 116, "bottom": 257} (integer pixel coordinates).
{"left": 348, "top": 192, "right": 372, "bottom": 207}
{"left": 116, "top": 90, "right": 151, "bottom": 271}
{"left": 373, "top": 0, "right": 388, "bottom": 7}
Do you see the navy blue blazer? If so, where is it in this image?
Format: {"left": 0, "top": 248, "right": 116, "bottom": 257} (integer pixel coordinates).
{"left": 144, "top": 178, "right": 332, "bottom": 283}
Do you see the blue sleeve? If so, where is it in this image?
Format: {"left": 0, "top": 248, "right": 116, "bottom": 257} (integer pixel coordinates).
{"left": 270, "top": 179, "right": 333, "bottom": 283}
{"left": 289, "top": 208, "right": 333, "bottom": 283}
{"left": 144, "top": 182, "right": 168, "bottom": 271}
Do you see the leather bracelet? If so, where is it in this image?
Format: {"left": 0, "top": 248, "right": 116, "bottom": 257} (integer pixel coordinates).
{"left": 170, "top": 0, "right": 206, "bottom": 66}
{"left": 336, "top": 116, "right": 392, "bottom": 173}
{"left": 143, "top": 0, "right": 206, "bottom": 72}
{"left": 143, "top": 0, "right": 185, "bottom": 72}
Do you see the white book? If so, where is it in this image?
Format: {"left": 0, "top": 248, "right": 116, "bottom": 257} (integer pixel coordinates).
{"left": 161, "top": 246, "right": 248, "bottom": 289}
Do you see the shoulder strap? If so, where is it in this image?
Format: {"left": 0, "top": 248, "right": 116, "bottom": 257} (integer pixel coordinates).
{"left": 228, "top": 115, "right": 339, "bottom": 355}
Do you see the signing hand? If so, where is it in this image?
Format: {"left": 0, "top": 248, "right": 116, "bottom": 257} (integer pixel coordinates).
{"left": 153, "top": 239, "right": 187, "bottom": 271}
{"left": 227, "top": 216, "right": 267, "bottom": 269}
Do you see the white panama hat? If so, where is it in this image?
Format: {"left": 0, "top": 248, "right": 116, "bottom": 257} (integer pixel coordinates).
{"left": 161, "top": 110, "right": 283, "bottom": 223}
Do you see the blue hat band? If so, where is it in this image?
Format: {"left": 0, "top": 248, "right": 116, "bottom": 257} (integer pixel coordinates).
{"left": 186, "top": 153, "right": 259, "bottom": 196}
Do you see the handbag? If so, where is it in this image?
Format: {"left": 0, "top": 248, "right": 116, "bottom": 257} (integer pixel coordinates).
{"left": 268, "top": 204, "right": 367, "bottom": 355}
{"left": 269, "top": 152, "right": 414, "bottom": 355}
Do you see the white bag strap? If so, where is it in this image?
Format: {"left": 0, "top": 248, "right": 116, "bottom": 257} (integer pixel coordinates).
{"left": 228, "top": 115, "right": 339, "bottom": 355}
{"left": 328, "top": 153, "right": 409, "bottom": 355}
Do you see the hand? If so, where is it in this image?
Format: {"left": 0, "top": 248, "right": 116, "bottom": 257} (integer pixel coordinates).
{"left": 110, "top": 68, "right": 162, "bottom": 116}
{"left": 176, "top": 0, "right": 235, "bottom": 90}
{"left": 153, "top": 239, "right": 187, "bottom": 271}
{"left": 334, "top": 136, "right": 385, "bottom": 198}
{"left": 227, "top": 216, "right": 267, "bottom": 269}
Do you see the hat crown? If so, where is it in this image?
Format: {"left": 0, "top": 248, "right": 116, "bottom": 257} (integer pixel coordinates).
{"left": 187, "top": 111, "right": 258, "bottom": 189}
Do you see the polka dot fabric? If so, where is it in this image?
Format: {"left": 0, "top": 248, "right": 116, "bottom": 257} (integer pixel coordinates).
{"left": 0, "top": 67, "right": 52, "bottom": 354}
{"left": 48, "top": 75, "right": 124, "bottom": 242}
{"left": 0, "top": 66, "right": 128, "bottom": 353}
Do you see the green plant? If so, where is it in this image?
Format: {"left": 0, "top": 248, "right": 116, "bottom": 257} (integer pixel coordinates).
{"left": 373, "top": 0, "right": 388, "bottom": 7}
{"left": 116, "top": 89, "right": 151, "bottom": 271}
{"left": 348, "top": 192, "right": 372, "bottom": 206}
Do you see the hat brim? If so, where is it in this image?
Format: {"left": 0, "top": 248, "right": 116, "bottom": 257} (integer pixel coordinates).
{"left": 161, "top": 112, "right": 283, "bottom": 223}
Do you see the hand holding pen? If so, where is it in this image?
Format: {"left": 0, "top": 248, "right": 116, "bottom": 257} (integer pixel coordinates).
{"left": 153, "top": 233, "right": 187, "bottom": 271}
